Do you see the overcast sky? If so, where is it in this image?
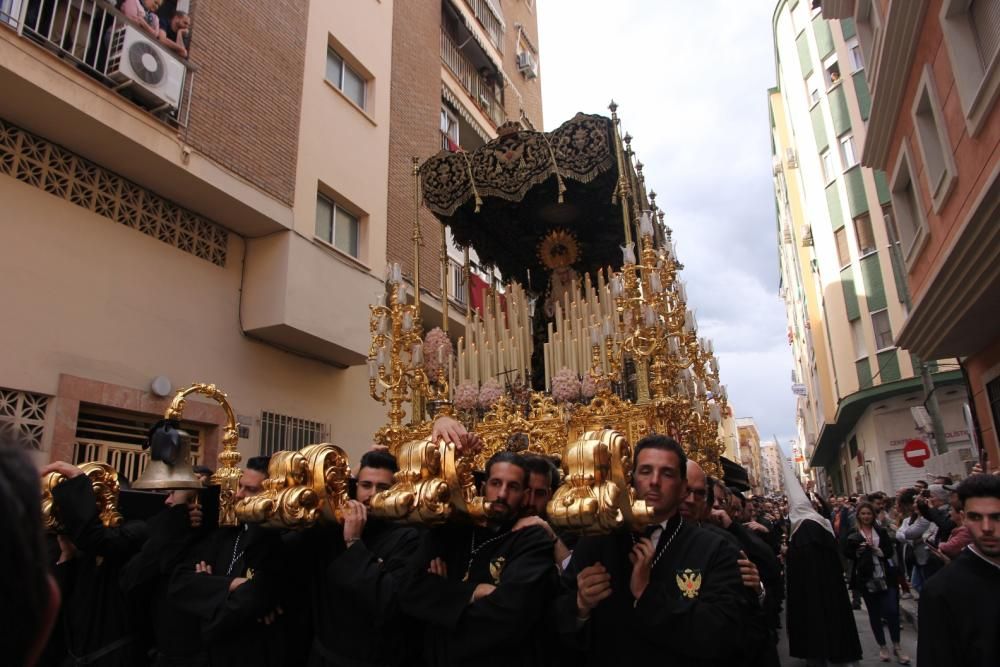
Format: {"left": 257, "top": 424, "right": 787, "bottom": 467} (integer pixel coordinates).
{"left": 537, "top": 1, "right": 797, "bottom": 453}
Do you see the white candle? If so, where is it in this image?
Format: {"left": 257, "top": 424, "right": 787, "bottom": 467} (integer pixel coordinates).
{"left": 621, "top": 243, "right": 636, "bottom": 265}
{"left": 367, "top": 358, "right": 378, "bottom": 379}
{"left": 639, "top": 211, "right": 654, "bottom": 238}
{"left": 412, "top": 344, "right": 423, "bottom": 365}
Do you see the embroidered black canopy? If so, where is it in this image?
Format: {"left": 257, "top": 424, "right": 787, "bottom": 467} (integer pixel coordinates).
{"left": 419, "top": 113, "right": 628, "bottom": 291}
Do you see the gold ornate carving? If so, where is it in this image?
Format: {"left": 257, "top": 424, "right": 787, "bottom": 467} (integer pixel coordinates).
{"left": 472, "top": 393, "right": 566, "bottom": 469}
{"left": 42, "top": 462, "right": 123, "bottom": 533}
{"left": 369, "top": 437, "right": 489, "bottom": 525}
{"left": 546, "top": 429, "right": 653, "bottom": 534}
{"left": 165, "top": 383, "right": 242, "bottom": 526}
{"left": 235, "top": 443, "right": 352, "bottom": 529}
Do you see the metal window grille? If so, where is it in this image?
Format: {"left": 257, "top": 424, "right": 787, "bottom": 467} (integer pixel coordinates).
{"left": 72, "top": 407, "right": 202, "bottom": 483}
{"left": 0, "top": 386, "right": 50, "bottom": 449}
{"left": 258, "top": 412, "right": 330, "bottom": 456}
{"left": 449, "top": 259, "right": 468, "bottom": 305}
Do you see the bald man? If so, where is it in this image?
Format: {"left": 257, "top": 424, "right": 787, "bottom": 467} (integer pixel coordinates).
{"left": 688, "top": 460, "right": 779, "bottom": 667}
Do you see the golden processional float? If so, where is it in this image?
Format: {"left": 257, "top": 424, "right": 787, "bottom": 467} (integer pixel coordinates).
{"left": 354, "top": 102, "right": 729, "bottom": 534}
{"left": 48, "top": 103, "right": 730, "bottom": 535}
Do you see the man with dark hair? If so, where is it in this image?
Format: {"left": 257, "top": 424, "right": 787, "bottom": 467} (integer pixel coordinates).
{"left": 0, "top": 444, "right": 61, "bottom": 667}
{"left": 918, "top": 474, "right": 1000, "bottom": 667}
{"left": 556, "top": 434, "right": 746, "bottom": 665}
{"left": 400, "top": 450, "right": 556, "bottom": 666}
{"left": 169, "top": 455, "right": 285, "bottom": 667}
{"left": 39, "top": 460, "right": 151, "bottom": 667}
{"left": 300, "top": 448, "right": 420, "bottom": 667}
{"left": 513, "top": 454, "right": 572, "bottom": 568}
{"left": 693, "top": 462, "right": 781, "bottom": 667}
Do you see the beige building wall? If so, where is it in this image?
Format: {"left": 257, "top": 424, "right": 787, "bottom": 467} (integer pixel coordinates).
{"left": 0, "top": 0, "right": 395, "bottom": 473}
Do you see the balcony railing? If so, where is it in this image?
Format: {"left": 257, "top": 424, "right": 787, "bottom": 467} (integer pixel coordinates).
{"left": 440, "top": 29, "right": 505, "bottom": 128}
{"left": 463, "top": 0, "right": 504, "bottom": 54}
{"left": 3, "top": 0, "right": 194, "bottom": 126}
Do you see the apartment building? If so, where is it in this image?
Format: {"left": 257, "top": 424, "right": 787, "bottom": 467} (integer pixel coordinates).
{"left": 736, "top": 417, "right": 765, "bottom": 496}
{"left": 759, "top": 440, "right": 785, "bottom": 496}
{"left": 0, "top": 0, "right": 396, "bottom": 473}
{"left": 385, "top": 0, "right": 543, "bottom": 331}
{"left": 821, "top": 0, "right": 1000, "bottom": 471}
{"left": 769, "top": 0, "right": 974, "bottom": 496}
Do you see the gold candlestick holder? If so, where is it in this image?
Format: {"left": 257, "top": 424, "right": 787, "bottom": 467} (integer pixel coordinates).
{"left": 368, "top": 269, "right": 429, "bottom": 454}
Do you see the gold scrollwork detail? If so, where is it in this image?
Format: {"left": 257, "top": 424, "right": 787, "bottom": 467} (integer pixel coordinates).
{"left": 546, "top": 429, "right": 654, "bottom": 535}
{"left": 42, "top": 462, "right": 123, "bottom": 533}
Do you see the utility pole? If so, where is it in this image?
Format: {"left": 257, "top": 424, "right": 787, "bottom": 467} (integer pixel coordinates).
{"left": 886, "top": 227, "right": 949, "bottom": 454}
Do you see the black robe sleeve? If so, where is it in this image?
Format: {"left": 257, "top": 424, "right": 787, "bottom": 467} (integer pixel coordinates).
{"left": 52, "top": 475, "right": 148, "bottom": 559}
{"left": 916, "top": 575, "right": 953, "bottom": 667}
{"left": 326, "top": 527, "right": 420, "bottom": 627}
{"left": 399, "top": 527, "right": 477, "bottom": 629}
{"left": 401, "top": 525, "right": 556, "bottom": 641}
{"left": 632, "top": 534, "right": 744, "bottom": 661}
{"left": 167, "top": 531, "right": 273, "bottom": 640}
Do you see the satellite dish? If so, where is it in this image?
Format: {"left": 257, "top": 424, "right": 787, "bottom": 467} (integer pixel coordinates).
{"left": 150, "top": 376, "right": 172, "bottom": 397}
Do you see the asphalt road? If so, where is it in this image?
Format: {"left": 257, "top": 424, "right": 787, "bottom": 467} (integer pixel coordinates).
{"left": 777, "top": 604, "right": 919, "bottom": 666}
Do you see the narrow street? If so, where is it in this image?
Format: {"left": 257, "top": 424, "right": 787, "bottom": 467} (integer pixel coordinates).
{"left": 778, "top": 604, "right": 919, "bottom": 666}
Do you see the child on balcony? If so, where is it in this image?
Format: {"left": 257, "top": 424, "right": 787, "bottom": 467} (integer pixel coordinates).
{"left": 122, "top": 0, "right": 161, "bottom": 38}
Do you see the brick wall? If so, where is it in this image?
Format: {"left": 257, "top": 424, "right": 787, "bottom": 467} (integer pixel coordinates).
{"left": 388, "top": 0, "right": 547, "bottom": 300}
{"left": 387, "top": 0, "right": 444, "bottom": 296}
{"left": 503, "top": 0, "right": 544, "bottom": 129}
{"left": 182, "top": 0, "right": 308, "bottom": 207}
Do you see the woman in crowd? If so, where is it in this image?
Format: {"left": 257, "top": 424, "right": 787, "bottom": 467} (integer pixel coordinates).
{"left": 846, "top": 502, "right": 910, "bottom": 664}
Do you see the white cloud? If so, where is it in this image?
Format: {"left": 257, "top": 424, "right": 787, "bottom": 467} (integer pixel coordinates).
{"left": 538, "top": 1, "right": 796, "bottom": 448}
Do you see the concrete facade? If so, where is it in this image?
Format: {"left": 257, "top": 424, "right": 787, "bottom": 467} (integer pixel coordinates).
{"left": 736, "top": 417, "right": 765, "bottom": 496}
{"left": 821, "top": 0, "right": 1000, "bottom": 470}
{"left": 769, "top": 0, "right": 971, "bottom": 495}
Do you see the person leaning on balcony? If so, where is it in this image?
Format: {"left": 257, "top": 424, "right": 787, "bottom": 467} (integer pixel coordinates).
{"left": 158, "top": 11, "right": 191, "bottom": 59}
{"left": 122, "top": 0, "right": 162, "bottom": 38}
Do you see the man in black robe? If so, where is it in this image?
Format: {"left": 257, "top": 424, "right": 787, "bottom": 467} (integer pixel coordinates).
{"left": 119, "top": 486, "right": 213, "bottom": 667}
{"left": 694, "top": 467, "right": 780, "bottom": 667}
{"left": 782, "top": 458, "right": 862, "bottom": 665}
{"left": 555, "top": 435, "right": 746, "bottom": 666}
{"left": 399, "top": 450, "right": 557, "bottom": 667}
{"left": 301, "top": 449, "right": 421, "bottom": 667}
{"left": 40, "top": 461, "right": 149, "bottom": 667}
{"left": 918, "top": 473, "right": 1000, "bottom": 667}
{"left": 168, "top": 456, "right": 287, "bottom": 667}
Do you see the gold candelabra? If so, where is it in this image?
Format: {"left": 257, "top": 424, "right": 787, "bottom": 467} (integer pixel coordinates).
{"left": 368, "top": 263, "right": 430, "bottom": 453}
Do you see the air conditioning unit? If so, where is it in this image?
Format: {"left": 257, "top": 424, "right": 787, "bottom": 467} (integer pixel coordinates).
{"left": 801, "top": 225, "right": 814, "bottom": 247}
{"left": 106, "top": 25, "right": 185, "bottom": 111}
{"left": 772, "top": 155, "right": 783, "bottom": 175}
{"left": 785, "top": 147, "right": 799, "bottom": 168}
{"left": 516, "top": 51, "right": 538, "bottom": 79}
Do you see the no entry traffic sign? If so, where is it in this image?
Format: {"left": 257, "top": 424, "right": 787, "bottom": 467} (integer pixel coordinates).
{"left": 903, "top": 439, "right": 932, "bottom": 468}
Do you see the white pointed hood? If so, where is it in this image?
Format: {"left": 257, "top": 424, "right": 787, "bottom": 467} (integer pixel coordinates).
{"left": 783, "top": 454, "right": 834, "bottom": 538}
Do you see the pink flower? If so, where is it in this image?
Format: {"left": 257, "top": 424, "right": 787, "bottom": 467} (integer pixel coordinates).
{"left": 552, "top": 368, "right": 581, "bottom": 403}
{"left": 454, "top": 381, "right": 479, "bottom": 411}
{"left": 478, "top": 378, "right": 503, "bottom": 409}
{"left": 422, "top": 327, "right": 453, "bottom": 378}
